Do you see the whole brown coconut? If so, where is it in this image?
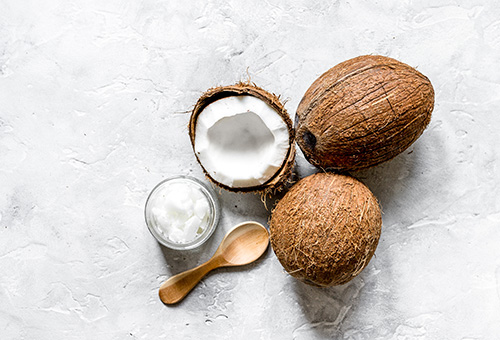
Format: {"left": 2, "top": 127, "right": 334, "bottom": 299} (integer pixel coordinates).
{"left": 270, "top": 172, "right": 382, "bottom": 286}
{"left": 295, "top": 55, "right": 434, "bottom": 171}
{"left": 189, "top": 82, "right": 295, "bottom": 193}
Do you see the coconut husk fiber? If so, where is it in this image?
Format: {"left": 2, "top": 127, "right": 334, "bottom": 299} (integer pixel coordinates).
{"left": 295, "top": 55, "right": 434, "bottom": 171}
{"left": 270, "top": 172, "right": 382, "bottom": 286}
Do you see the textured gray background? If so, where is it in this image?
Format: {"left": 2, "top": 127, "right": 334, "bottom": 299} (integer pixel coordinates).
{"left": 1, "top": 0, "right": 500, "bottom": 339}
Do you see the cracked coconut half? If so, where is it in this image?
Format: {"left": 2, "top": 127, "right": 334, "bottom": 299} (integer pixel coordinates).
{"left": 189, "top": 83, "right": 295, "bottom": 193}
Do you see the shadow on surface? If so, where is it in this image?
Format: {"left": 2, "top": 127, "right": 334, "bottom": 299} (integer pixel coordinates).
{"left": 351, "top": 126, "right": 448, "bottom": 227}
{"left": 351, "top": 144, "right": 421, "bottom": 216}
{"left": 292, "top": 278, "right": 364, "bottom": 338}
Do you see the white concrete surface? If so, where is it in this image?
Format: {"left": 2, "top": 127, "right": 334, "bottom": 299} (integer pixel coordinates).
{"left": 1, "top": 0, "right": 499, "bottom": 339}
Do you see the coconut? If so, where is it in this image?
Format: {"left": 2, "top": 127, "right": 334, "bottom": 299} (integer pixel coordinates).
{"left": 189, "top": 82, "right": 295, "bottom": 193}
{"left": 295, "top": 55, "right": 435, "bottom": 171}
{"left": 269, "top": 172, "right": 382, "bottom": 286}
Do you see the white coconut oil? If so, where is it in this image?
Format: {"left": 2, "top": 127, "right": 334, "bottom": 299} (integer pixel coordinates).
{"left": 145, "top": 177, "right": 219, "bottom": 249}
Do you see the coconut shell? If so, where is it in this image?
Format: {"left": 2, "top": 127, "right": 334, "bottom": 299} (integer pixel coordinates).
{"left": 189, "top": 82, "right": 295, "bottom": 193}
{"left": 296, "top": 55, "right": 434, "bottom": 171}
{"left": 270, "top": 172, "right": 382, "bottom": 286}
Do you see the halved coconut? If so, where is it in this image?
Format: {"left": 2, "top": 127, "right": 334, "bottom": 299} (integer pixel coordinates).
{"left": 189, "top": 83, "right": 295, "bottom": 193}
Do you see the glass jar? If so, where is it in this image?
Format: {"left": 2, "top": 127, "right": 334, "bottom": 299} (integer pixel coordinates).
{"left": 144, "top": 176, "right": 220, "bottom": 250}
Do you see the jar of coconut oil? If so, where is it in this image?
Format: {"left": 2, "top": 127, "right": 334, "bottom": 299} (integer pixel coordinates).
{"left": 144, "top": 176, "right": 220, "bottom": 250}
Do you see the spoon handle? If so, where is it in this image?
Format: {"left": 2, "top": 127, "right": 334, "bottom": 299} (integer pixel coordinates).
{"left": 159, "top": 259, "right": 220, "bottom": 304}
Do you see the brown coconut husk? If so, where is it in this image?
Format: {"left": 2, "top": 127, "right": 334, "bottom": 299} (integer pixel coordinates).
{"left": 269, "top": 172, "right": 382, "bottom": 286}
{"left": 295, "top": 55, "right": 435, "bottom": 171}
{"left": 189, "top": 82, "right": 296, "bottom": 194}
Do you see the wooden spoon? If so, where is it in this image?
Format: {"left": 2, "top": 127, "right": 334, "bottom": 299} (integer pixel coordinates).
{"left": 159, "top": 221, "right": 269, "bottom": 305}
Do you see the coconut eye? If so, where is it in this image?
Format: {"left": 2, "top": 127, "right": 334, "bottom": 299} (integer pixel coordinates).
{"left": 302, "top": 130, "right": 316, "bottom": 150}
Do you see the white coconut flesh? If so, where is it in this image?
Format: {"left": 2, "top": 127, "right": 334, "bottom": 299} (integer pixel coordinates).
{"left": 194, "top": 95, "right": 290, "bottom": 188}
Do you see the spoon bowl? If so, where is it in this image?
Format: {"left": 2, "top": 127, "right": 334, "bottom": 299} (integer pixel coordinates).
{"left": 159, "top": 221, "right": 269, "bottom": 305}
{"left": 216, "top": 221, "right": 270, "bottom": 266}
